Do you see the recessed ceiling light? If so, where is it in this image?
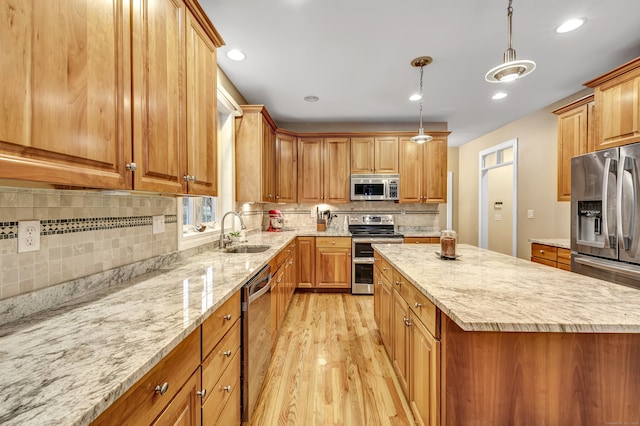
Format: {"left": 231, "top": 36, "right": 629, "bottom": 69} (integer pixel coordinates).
{"left": 304, "top": 95, "right": 319, "bottom": 102}
{"left": 226, "top": 49, "right": 246, "bottom": 61}
{"left": 492, "top": 92, "right": 508, "bottom": 100}
{"left": 556, "top": 18, "right": 585, "bottom": 34}
{"left": 409, "top": 94, "right": 422, "bottom": 101}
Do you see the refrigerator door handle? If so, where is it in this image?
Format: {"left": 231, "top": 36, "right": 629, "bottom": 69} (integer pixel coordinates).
{"left": 619, "top": 156, "right": 637, "bottom": 251}
{"left": 602, "top": 157, "right": 612, "bottom": 249}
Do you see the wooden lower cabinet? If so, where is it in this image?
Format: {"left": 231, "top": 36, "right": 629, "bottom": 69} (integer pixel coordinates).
{"left": 271, "top": 240, "right": 298, "bottom": 343}
{"left": 530, "top": 243, "right": 571, "bottom": 271}
{"left": 392, "top": 290, "right": 410, "bottom": 397}
{"left": 404, "top": 237, "right": 440, "bottom": 244}
{"left": 410, "top": 311, "right": 440, "bottom": 426}
{"left": 152, "top": 368, "right": 202, "bottom": 426}
{"left": 93, "top": 291, "right": 242, "bottom": 426}
{"left": 315, "top": 237, "right": 352, "bottom": 289}
{"left": 297, "top": 237, "right": 316, "bottom": 288}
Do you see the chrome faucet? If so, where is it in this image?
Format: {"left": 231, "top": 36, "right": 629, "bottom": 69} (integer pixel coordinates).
{"left": 219, "top": 211, "right": 246, "bottom": 248}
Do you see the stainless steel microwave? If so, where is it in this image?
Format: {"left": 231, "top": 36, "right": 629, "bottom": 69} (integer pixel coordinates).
{"left": 350, "top": 174, "right": 399, "bottom": 201}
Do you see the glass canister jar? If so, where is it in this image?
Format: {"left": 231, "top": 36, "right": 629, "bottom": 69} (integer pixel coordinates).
{"left": 440, "top": 230, "right": 457, "bottom": 259}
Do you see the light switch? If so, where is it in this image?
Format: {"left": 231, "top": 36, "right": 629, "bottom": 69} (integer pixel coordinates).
{"left": 527, "top": 210, "right": 534, "bottom": 219}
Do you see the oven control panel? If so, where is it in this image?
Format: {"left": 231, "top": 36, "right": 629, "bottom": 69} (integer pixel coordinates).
{"left": 349, "top": 214, "right": 395, "bottom": 225}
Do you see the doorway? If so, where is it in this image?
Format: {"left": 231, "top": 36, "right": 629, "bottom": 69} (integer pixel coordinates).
{"left": 478, "top": 138, "right": 518, "bottom": 256}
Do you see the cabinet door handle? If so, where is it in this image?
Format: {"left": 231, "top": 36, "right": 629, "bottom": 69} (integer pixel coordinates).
{"left": 196, "top": 389, "right": 207, "bottom": 398}
{"left": 377, "top": 280, "right": 382, "bottom": 285}
{"left": 395, "top": 280, "right": 402, "bottom": 286}
{"left": 223, "top": 350, "right": 232, "bottom": 357}
{"left": 414, "top": 302, "right": 423, "bottom": 308}
{"left": 222, "top": 385, "right": 232, "bottom": 393}
{"left": 223, "top": 314, "right": 232, "bottom": 321}
{"left": 126, "top": 162, "right": 137, "bottom": 171}
{"left": 403, "top": 316, "right": 412, "bottom": 327}
{"left": 154, "top": 382, "right": 169, "bottom": 395}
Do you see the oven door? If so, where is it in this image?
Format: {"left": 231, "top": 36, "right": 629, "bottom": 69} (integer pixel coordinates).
{"left": 351, "top": 237, "right": 403, "bottom": 294}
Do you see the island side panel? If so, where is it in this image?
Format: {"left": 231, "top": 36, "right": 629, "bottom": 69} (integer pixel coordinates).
{"left": 442, "top": 316, "right": 640, "bottom": 425}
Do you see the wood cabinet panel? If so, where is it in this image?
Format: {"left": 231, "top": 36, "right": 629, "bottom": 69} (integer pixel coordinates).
{"left": 399, "top": 137, "right": 423, "bottom": 203}
{"left": 585, "top": 57, "right": 640, "bottom": 150}
{"left": 392, "top": 289, "right": 410, "bottom": 397}
{"left": 379, "top": 272, "right": 393, "bottom": 355}
{"left": 202, "top": 291, "right": 241, "bottom": 359}
{"left": 262, "top": 124, "right": 276, "bottom": 202}
{"left": 212, "top": 379, "right": 241, "bottom": 426}
{"left": 316, "top": 236, "right": 351, "bottom": 248}
{"left": 202, "top": 321, "right": 240, "bottom": 405}
{"left": 297, "top": 137, "right": 323, "bottom": 203}
{"left": 185, "top": 11, "right": 217, "bottom": 195}
{"left": 315, "top": 246, "right": 351, "bottom": 288}
{"left": 351, "top": 137, "right": 375, "bottom": 173}
{"left": 375, "top": 136, "right": 399, "bottom": 173}
{"left": 557, "top": 248, "right": 571, "bottom": 266}
{"left": 531, "top": 243, "right": 557, "bottom": 262}
{"left": 323, "top": 137, "right": 350, "bottom": 204}
{"left": 201, "top": 350, "right": 240, "bottom": 424}
{"left": 531, "top": 256, "right": 557, "bottom": 268}
{"left": 442, "top": 315, "right": 640, "bottom": 425}
{"left": 410, "top": 311, "right": 440, "bottom": 426}
{"left": 297, "top": 237, "right": 316, "bottom": 288}
{"left": 132, "top": 0, "right": 186, "bottom": 193}
{"left": 404, "top": 237, "right": 439, "bottom": 244}
{"left": 424, "top": 136, "right": 447, "bottom": 203}
{"left": 276, "top": 133, "right": 297, "bottom": 203}
{"left": 152, "top": 368, "right": 201, "bottom": 426}
{"left": 554, "top": 95, "right": 593, "bottom": 201}
{"left": 0, "top": 0, "right": 132, "bottom": 188}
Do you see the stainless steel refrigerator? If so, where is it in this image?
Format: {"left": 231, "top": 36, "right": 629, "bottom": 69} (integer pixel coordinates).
{"left": 571, "top": 143, "right": 640, "bottom": 289}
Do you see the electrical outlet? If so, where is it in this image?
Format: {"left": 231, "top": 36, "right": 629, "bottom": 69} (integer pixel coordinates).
{"left": 527, "top": 209, "right": 535, "bottom": 219}
{"left": 494, "top": 213, "right": 502, "bottom": 221}
{"left": 18, "top": 221, "right": 41, "bottom": 253}
{"left": 152, "top": 215, "right": 165, "bottom": 234}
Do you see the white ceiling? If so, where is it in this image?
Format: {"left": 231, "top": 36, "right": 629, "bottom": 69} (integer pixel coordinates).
{"left": 201, "top": 0, "right": 640, "bottom": 146}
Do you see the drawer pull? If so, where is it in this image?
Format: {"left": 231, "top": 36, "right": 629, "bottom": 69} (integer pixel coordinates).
{"left": 414, "top": 302, "right": 423, "bottom": 308}
{"left": 154, "top": 382, "right": 169, "bottom": 395}
{"left": 332, "top": 240, "right": 336, "bottom": 245}
{"left": 196, "top": 389, "right": 206, "bottom": 398}
{"left": 223, "top": 350, "right": 232, "bottom": 357}
{"left": 395, "top": 280, "right": 402, "bottom": 286}
{"left": 539, "top": 250, "right": 544, "bottom": 254}
{"left": 223, "top": 314, "right": 232, "bottom": 321}
{"left": 222, "top": 385, "right": 232, "bottom": 393}
{"left": 377, "top": 280, "right": 382, "bottom": 285}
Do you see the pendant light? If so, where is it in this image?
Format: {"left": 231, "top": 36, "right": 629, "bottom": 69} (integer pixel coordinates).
{"left": 485, "top": 0, "right": 536, "bottom": 83}
{"left": 410, "top": 56, "right": 433, "bottom": 144}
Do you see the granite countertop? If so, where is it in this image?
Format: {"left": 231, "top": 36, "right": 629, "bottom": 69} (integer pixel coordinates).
{"left": 0, "top": 231, "right": 298, "bottom": 426}
{"left": 528, "top": 238, "right": 571, "bottom": 249}
{"left": 373, "top": 243, "right": 640, "bottom": 333}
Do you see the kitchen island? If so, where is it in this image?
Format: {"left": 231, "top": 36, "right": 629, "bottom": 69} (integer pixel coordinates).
{"left": 374, "top": 243, "right": 640, "bottom": 425}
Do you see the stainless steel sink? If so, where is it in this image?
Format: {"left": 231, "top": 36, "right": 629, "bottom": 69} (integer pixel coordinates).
{"left": 224, "top": 245, "right": 271, "bottom": 254}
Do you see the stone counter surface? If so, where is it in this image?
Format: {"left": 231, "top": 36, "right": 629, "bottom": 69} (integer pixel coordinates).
{"left": 374, "top": 243, "right": 640, "bottom": 333}
{"left": 528, "top": 238, "right": 570, "bottom": 249}
{"left": 0, "top": 231, "right": 297, "bottom": 426}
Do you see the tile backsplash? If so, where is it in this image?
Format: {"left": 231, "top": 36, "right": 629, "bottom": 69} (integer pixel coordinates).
{"left": 0, "top": 187, "right": 177, "bottom": 300}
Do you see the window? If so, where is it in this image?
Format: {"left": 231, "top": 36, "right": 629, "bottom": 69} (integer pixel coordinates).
{"left": 178, "top": 86, "right": 241, "bottom": 250}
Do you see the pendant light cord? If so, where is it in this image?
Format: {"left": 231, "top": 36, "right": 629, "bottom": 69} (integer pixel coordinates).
{"left": 418, "top": 65, "right": 424, "bottom": 129}
{"left": 507, "top": 0, "right": 513, "bottom": 50}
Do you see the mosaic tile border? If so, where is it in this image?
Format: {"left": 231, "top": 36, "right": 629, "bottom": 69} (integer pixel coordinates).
{"left": 0, "top": 215, "right": 177, "bottom": 240}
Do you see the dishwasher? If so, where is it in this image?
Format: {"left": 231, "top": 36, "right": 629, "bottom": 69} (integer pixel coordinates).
{"left": 241, "top": 264, "right": 272, "bottom": 422}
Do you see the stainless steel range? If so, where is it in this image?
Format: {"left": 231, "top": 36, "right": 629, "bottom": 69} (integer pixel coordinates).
{"left": 349, "top": 215, "right": 404, "bottom": 294}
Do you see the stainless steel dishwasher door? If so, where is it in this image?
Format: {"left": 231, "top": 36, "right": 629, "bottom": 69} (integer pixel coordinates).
{"left": 241, "top": 265, "right": 272, "bottom": 422}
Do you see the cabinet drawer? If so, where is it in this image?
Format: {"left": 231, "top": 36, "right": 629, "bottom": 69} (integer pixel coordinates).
{"left": 531, "top": 243, "right": 557, "bottom": 262}
{"left": 202, "top": 321, "right": 241, "bottom": 404}
{"left": 375, "top": 253, "right": 393, "bottom": 282}
{"left": 213, "top": 378, "right": 241, "bottom": 426}
{"left": 404, "top": 283, "right": 438, "bottom": 338}
{"left": 404, "top": 237, "right": 439, "bottom": 244}
{"left": 92, "top": 328, "right": 200, "bottom": 426}
{"left": 557, "top": 248, "right": 571, "bottom": 266}
{"left": 316, "top": 236, "right": 351, "bottom": 248}
{"left": 531, "top": 256, "right": 557, "bottom": 268}
{"left": 202, "top": 350, "right": 241, "bottom": 423}
{"left": 202, "top": 291, "right": 241, "bottom": 360}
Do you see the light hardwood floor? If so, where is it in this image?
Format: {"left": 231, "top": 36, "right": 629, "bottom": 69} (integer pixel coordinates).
{"left": 248, "top": 293, "right": 416, "bottom": 425}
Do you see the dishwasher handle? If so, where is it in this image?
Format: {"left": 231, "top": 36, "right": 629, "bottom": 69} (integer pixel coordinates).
{"left": 248, "top": 278, "right": 271, "bottom": 304}
{"left": 244, "top": 264, "right": 272, "bottom": 305}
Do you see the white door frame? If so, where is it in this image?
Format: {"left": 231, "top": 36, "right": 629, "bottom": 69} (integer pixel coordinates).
{"left": 478, "top": 138, "right": 518, "bottom": 256}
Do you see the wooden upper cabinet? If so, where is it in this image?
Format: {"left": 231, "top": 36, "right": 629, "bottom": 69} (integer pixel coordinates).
{"left": 553, "top": 95, "right": 593, "bottom": 202}
{"left": 0, "top": 0, "right": 132, "bottom": 189}
{"left": 374, "top": 136, "right": 399, "bottom": 173}
{"left": 350, "top": 136, "right": 398, "bottom": 174}
{"left": 235, "top": 105, "right": 278, "bottom": 203}
{"left": 323, "top": 138, "right": 351, "bottom": 204}
{"left": 585, "top": 57, "right": 640, "bottom": 150}
{"left": 185, "top": 11, "right": 217, "bottom": 196}
{"left": 132, "top": 0, "right": 187, "bottom": 193}
{"left": 351, "top": 137, "right": 375, "bottom": 173}
{"left": 399, "top": 134, "right": 448, "bottom": 203}
{"left": 275, "top": 132, "right": 297, "bottom": 203}
{"left": 423, "top": 135, "right": 447, "bottom": 203}
{"left": 298, "top": 137, "right": 350, "bottom": 203}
